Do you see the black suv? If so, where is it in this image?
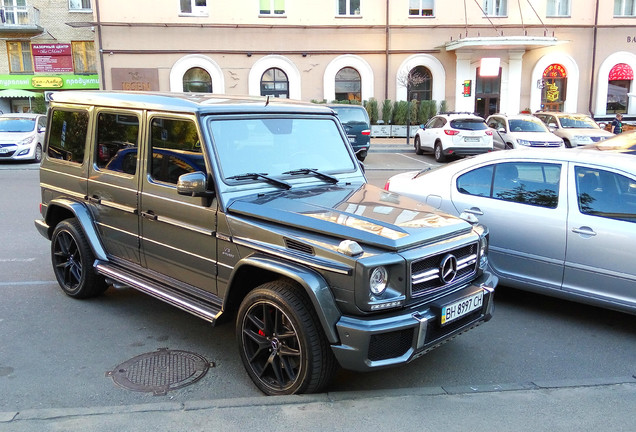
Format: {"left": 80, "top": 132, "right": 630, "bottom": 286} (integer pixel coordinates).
{"left": 35, "top": 91, "right": 497, "bottom": 395}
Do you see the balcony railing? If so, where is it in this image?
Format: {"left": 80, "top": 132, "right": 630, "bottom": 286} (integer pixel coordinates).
{"left": 0, "top": 5, "right": 40, "bottom": 28}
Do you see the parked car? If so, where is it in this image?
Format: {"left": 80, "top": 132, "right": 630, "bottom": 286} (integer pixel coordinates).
{"left": 385, "top": 148, "right": 636, "bottom": 315}
{"left": 327, "top": 104, "right": 370, "bottom": 160}
{"left": 533, "top": 111, "right": 614, "bottom": 148}
{"left": 583, "top": 130, "right": 636, "bottom": 155}
{"left": 413, "top": 113, "right": 493, "bottom": 162}
{"left": 0, "top": 113, "right": 47, "bottom": 163}
{"left": 35, "top": 91, "right": 497, "bottom": 395}
{"left": 486, "top": 114, "right": 564, "bottom": 150}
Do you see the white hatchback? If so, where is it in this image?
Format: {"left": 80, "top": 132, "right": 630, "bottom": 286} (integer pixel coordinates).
{"left": 414, "top": 113, "right": 493, "bottom": 162}
{"left": 0, "top": 113, "right": 47, "bottom": 163}
{"left": 486, "top": 114, "right": 564, "bottom": 150}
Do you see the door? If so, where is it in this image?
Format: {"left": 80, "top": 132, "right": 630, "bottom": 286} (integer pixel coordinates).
{"left": 139, "top": 114, "right": 218, "bottom": 293}
{"left": 450, "top": 160, "right": 567, "bottom": 291}
{"left": 564, "top": 165, "right": 636, "bottom": 307}
{"left": 474, "top": 68, "right": 501, "bottom": 119}
{"left": 87, "top": 110, "right": 143, "bottom": 264}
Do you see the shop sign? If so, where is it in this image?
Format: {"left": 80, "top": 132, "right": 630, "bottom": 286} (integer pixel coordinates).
{"left": 463, "top": 80, "right": 472, "bottom": 97}
{"left": 112, "top": 68, "right": 159, "bottom": 91}
{"left": 543, "top": 64, "right": 567, "bottom": 78}
{"left": 32, "top": 44, "right": 74, "bottom": 73}
{"left": 545, "top": 83, "right": 560, "bottom": 102}
{"left": 0, "top": 74, "right": 99, "bottom": 90}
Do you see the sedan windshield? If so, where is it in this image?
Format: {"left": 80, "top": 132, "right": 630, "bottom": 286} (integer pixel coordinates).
{"left": 558, "top": 115, "right": 599, "bottom": 129}
{"left": 0, "top": 118, "right": 36, "bottom": 132}
{"left": 509, "top": 119, "right": 548, "bottom": 132}
{"left": 208, "top": 117, "right": 356, "bottom": 182}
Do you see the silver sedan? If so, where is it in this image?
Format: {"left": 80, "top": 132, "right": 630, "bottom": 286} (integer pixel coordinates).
{"left": 385, "top": 148, "right": 636, "bottom": 314}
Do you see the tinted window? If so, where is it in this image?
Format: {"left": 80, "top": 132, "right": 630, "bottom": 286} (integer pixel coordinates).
{"left": 458, "top": 162, "right": 560, "bottom": 208}
{"left": 332, "top": 107, "right": 369, "bottom": 124}
{"left": 96, "top": 113, "right": 140, "bottom": 174}
{"left": 508, "top": 119, "right": 548, "bottom": 132}
{"left": 576, "top": 166, "right": 636, "bottom": 222}
{"left": 450, "top": 119, "right": 488, "bottom": 130}
{"left": 47, "top": 110, "right": 88, "bottom": 164}
{"left": 150, "top": 118, "right": 205, "bottom": 184}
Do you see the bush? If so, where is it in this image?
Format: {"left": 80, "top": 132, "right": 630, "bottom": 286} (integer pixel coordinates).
{"left": 392, "top": 101, "right": 408, "bottom": 125}
{"left": 418, "top": 100, "right": 437, "bottom": 124}
{"left": 408, "top": 99, "right": 418, "bottom": 125}
{"left": 439, "top": 100, "right": 448, "bottom": 114}
{"left": 365, "top": 98, "right": 379, "bottom": 124}
{"left": 381, "top": 99, "right": 393, "bottom": 124}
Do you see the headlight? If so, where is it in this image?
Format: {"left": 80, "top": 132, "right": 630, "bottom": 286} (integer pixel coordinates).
{"left": 18, "top": 136, "right": 34, "bottom": 146}
{"left": 369, "top": 266, "right": 388, "bottom": 296}
{"left": 479, "top": 234, "right": 489, "bottom": 268}
{"left": 517, "top": 139, "right": 531, "bottom": 146}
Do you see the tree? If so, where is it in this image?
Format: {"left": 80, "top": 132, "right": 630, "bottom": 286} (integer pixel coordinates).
{"left": 397, "top": 70, "right": 427, "bottom": 144}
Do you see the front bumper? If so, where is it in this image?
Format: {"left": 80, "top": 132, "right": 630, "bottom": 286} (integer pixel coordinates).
{"left": 0, "top": 143, "right": 36, "bottom": 160}
{"left": 331, "top": 271, "right": 497, "bottom": 371}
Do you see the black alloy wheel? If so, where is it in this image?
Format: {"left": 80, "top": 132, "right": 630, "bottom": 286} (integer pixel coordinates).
{"left": 236, "top": 281, "right": 336, "bottom": 395}
{"left": 51, "top": 218, "right": 107, "bottom": 298}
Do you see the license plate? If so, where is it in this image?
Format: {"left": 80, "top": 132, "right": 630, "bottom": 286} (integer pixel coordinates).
{"left": 0, "top": 148, "right": 8, "bottom": 154}
{"left": 441, "top": 291, "right": 483, "bottom": 325}
{"left": 464, "top": 137, "right": 480, "bottom": 143}
{"left": 348, "top": 136, "right": 356, "bottom": 143}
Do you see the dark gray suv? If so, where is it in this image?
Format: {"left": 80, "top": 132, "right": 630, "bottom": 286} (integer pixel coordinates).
{"left": 35, "top": 91, "right": 497, "bottom": 395}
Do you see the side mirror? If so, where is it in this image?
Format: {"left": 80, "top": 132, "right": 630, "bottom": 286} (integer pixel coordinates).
{"left": 177, "top": 171, "right": 212, "bottom": 197}
{"left": 498, "top": 128, "right": 506, "bottom": 134}
{"left": 38, "top": 126, "right": 46, "bottom": 133}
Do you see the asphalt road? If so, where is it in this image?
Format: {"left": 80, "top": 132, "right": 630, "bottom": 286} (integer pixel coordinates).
{"left": 0, "top": 151, "right": 635, "bottom": 416}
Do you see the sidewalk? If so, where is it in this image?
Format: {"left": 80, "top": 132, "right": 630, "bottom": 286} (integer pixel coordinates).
{"left": 2, "top": 378, "right": 635, "bottom": 431}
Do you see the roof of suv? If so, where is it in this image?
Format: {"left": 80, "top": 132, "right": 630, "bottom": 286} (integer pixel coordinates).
{"left": 437, "top": 112, "right": 485, "bottom": 120}
{"left": 48, "top": 91, "right": 334, "bottom": 116}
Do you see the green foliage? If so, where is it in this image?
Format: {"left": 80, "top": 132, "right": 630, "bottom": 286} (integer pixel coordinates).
{"left": 365, "top": 98, "right": 379, "bottom": 124}
{"left": 392, "top": 101, "right": 408, "bottom": 125}
{"left": 418, "top": 100, "right": 438, "bottom": 124}
{"left": 439, "top": 100, "right": 448, "bottom": 114}
{"left": 381, "top": 99, "right": 392, "bottom": 124}
{"left": 408, "top": 99, "right": 418, "bottom": 125}
{"left": 30, "top": 96, "right": 47, "bottom": 114}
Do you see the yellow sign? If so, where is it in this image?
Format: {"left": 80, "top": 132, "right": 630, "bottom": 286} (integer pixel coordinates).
{"left": 31, "top": 76, "right": 64, "bottom": 88}
{"left": 545, "top": 83, "right": 560, "bottom": 102}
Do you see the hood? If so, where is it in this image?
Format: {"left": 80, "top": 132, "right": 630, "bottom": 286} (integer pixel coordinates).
{"left": 0, "top": 131, "right": 35, "bottom": 143}
{"left": 227, "top": 183, "right": 472, "bottom": 251}
{"left": 512, "top": 131, "right": 561, "bottom": 142}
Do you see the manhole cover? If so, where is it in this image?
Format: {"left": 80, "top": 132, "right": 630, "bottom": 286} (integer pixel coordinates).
{"left": 107, "top": 348, "right": 213, "bottom": 395}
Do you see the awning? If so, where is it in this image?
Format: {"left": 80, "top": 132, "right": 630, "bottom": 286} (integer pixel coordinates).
{"left": 0, "top": 89, "right": 43, "bottom": 98}
{"left": 609, "top": 63, "right": 634, "bottom": 81}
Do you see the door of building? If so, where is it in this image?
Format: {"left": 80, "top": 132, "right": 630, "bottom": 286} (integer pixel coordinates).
{"left": 474, "top": 68, "right": 501, "bottom": 118}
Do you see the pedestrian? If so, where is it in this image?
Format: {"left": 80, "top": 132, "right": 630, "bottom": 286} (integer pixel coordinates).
{"left": 611, "top": 113, "right": 623, "bottom": 134}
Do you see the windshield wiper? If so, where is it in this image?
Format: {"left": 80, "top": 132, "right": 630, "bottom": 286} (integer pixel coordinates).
{"left": 227, "top": 172, "right": 292, "bottom": 189}
{"left": 283, "top": 168, "right": 339, "bottom": 184}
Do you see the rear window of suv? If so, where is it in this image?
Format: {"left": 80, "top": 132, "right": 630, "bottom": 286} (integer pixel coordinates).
{"left": 450, "top": 118, "right": 488, "bottom": 131}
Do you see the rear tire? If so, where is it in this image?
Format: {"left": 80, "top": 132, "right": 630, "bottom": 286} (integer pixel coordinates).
{"left": 414, "top": 136, "right": 424, "bottom": 155}
{"left": 236, "top": 280, "right": 337, "bottom": 395}
{"left": 51, "top": 218, "right": 108, "bottom": 299}
{"left": 434, "top": 142, "right": 446, "bottom": 162}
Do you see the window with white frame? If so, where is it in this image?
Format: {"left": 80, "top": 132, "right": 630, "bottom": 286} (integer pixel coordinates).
{"left": 69, "top": 0, "right": 91, "bottom": 11}
{"left": 260, "top": 0, "right": 285, "bottom": 15}
{"left": 179, "top": 0, "right": 208, "bottom": 16}
{"left": 409, "top": 0, "right": 434, "bottom": 16}
{"left": 483, "top": 0, "right": 507, "bottom": 16}
{"left": 614, "top": 0, "right": 636, "bottom": 16}
{"left": 337, "top": 0, "right": 361, "bottom": 16}
{"left": 546, "top": 0, "right": 570, "bottom": 16}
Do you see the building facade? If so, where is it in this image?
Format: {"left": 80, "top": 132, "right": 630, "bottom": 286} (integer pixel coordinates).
{"left": 0, "top": 0, "right": 99, "bottom": 113}
{"left": 95, "top": 1, "right": 634, "bottom": 120}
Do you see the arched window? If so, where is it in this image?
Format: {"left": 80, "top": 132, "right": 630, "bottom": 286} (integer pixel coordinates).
{"left": 335, "top": 67, "right": 361, "bottom": 102}
{"left": 260, "top": 68, "right": 289, "bottom": 98}
{"left": 408, "top": 66, "right": 432, "bottom": 101}
{"left": 607, "top": 63, "right": 633, "bottom": 114}
{"left": 541, "top": 64, "right": 567, "bottom": 112}
{"left": 183, "top": 67, "right": 212, "bottom": 93}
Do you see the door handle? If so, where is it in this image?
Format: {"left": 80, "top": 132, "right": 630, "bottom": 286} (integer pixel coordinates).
{"left": 463, "top": 207, "right": 484, "bottom": 216}
{"left": 572, "top": 226, "right": 596, "bottom": 236}
{"left": 141, "top": 211, "right": 158, "bottom": 221}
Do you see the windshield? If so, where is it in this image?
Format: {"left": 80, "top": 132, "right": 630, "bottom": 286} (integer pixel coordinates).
{"left": 331, "top": 107, "right": 369, "bottom": 124}
{"left": 450, "top": 119, "right": 488, "bottom": 130}
{"left": 508, "top": 119, "right": 548, "bottom": 132}
{"left": 558, "top": 115, "right": 599, "bottom": 129}
{"left": 209, "top": 117, "right": 356, "bottom": 182}
{"left": 0, "top": 118, "right": 36, "bottom": 132}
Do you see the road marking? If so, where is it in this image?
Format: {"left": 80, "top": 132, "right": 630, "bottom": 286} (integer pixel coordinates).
{"left": 0, "top": 281, "right": 56, "bottom": 286}
{"left": 0, "top": 258, "right": 36, "bottom": 262}
{"left": 399, "top": 153, "right": 437, "bottom": 165}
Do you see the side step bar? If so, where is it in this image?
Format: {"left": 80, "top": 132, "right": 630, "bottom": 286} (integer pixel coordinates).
{"left": 95, "top": 261, "right": 222, "bottom": 324}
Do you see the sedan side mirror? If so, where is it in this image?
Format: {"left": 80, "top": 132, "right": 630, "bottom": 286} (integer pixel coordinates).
{"left": 177, "top": 171, "right": 213, "bottom": 197}
{"left": 498, "top": 128, "right": 506, "bottom": 134}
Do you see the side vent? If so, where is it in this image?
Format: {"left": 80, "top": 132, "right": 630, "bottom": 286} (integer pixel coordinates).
{"left": 284, "top": 238, "right": 314, "bottom": 255}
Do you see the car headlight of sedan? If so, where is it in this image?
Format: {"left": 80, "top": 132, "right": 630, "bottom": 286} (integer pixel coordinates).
{"left": 369, "top": 266, "right": 388, "bottom": 296}
{"left": 18, "top": 136, "right": 35, "bottom": 146}
{"left": 517, "top": 139, "right": 531, "bottom": 146}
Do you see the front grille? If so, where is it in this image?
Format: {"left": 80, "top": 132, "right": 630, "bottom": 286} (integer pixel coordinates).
{"left": 529, "top": 141, "right": 562, "bottom": 147}
{"left": 0, "top": 151, "right": 16, "bottom": 157}
{"left": 590, "top": 136, "right": 604, "bottom": 142}
{"left": 410, "top": 243, "right": 478, "bottom": 297}
{"left": 368, "top": 328, "right": 414, "bottom": 361}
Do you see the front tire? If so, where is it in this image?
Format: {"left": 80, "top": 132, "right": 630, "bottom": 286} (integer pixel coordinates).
{"left": 236, "top": 280, "right": 336, "bottom": 395}
{"left": 51, "top": 218, "right": 108, "bottom": 298}
{"left": 33, "top": 144, "right": 42, "bottom": 163}
{"left": 414, "top": 136, "right": 424, "bottom": 155}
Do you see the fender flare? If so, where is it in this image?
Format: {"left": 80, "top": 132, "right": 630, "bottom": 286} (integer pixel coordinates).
{"left": 45, "top": 198, "right": 108, "bottom": 262}
{"left": 229, "top": 254, "right": 342, "bottom": 344}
